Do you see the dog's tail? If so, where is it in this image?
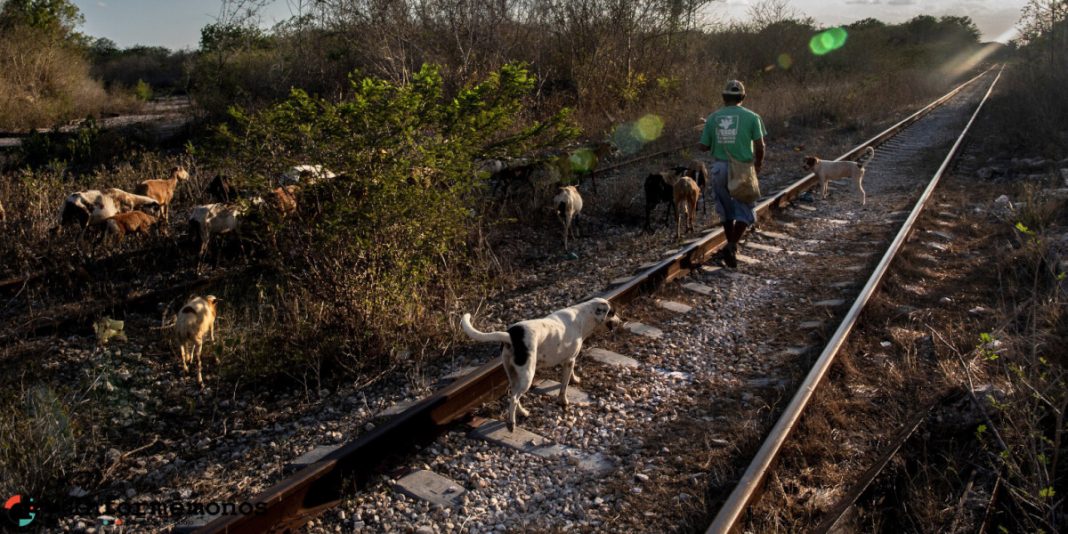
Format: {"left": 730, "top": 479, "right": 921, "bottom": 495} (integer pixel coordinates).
{"left": 856, "top": 146, "right": 875, "bottom": 169}
{"left": 461, "top": 313, "right": 511, "bottom": 344}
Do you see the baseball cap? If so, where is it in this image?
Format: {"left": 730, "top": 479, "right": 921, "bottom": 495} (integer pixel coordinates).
{"left": 723, "top": 80, "right": 746, "bottom": 96}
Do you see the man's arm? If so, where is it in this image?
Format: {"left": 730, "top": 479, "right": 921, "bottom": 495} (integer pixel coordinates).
{"left": 698, "top": 114, "right": 714, "bottom": 154}
{"left": 753, "top": 138, "right": 765, "bottom": 174}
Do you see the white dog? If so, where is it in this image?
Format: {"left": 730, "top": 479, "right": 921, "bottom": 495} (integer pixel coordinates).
{"left": 461, "top": 298, "right": 621, "bottom": 432}
{"left": 803, "top": 146, "right": 875, "bottom": 205}
{"left": 552, "top": 185, "right": 583, "bottom": 250}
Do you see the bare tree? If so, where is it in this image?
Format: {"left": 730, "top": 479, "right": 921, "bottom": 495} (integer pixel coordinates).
{"left": 746, "top": 0, "right": 802, "bottom": 30}
{"left": 1018, "top": 0, "right": 1068, "bottom": 64}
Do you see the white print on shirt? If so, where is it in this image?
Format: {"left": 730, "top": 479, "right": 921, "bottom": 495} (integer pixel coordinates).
{"left": 716, "top": 115, "right": 739, "bottom": 144}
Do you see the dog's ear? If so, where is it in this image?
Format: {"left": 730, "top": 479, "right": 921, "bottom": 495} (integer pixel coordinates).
{"left": 594, "top": 302, "right": 611, "bottom": 321}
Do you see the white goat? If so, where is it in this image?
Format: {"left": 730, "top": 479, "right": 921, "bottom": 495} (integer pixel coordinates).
{"left": 279, "top": 165, "right": 336, "bottom": 186}
{"left": 105, "top": 188, "right": 161, "bottom": 214}
{"left": 188, "top": 203, "right": 242, "bottom": 265}
{"left": 175, "top": 295, "right": 219, "bottom": 387}
{"left": 552, "top": 185, "right": 583, "bottom": 250}
{"left": 59, "top": 190, "right": 119, "bottom": 229}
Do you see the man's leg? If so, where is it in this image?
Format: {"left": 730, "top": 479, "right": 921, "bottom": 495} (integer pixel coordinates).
{"left": 710, "top": 161, "right": 739, "bottom": 268}
{"left": 730, "top": 202, "right": 757, "bottom": 263}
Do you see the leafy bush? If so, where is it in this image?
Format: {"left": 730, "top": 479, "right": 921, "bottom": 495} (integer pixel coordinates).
{"left": 133, "top": 79, "right": 153, "bottom": 101}
{"left": 211, "top": 63, "right": 576, "bottom": 375}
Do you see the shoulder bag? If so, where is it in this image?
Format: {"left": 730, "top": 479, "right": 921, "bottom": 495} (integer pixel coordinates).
{"left": 726, "top": 153, "right": 761, "bottom": 204}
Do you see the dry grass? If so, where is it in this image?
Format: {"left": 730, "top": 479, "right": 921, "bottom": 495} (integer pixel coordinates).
{"left": 738, "top": 155, "right": 1068, "bottom": 531}
{"left": 0, "top": 26, "right": 141, "bottom": 131}
{"left": 0, "top": 385, "right": 85, "bottom": 500}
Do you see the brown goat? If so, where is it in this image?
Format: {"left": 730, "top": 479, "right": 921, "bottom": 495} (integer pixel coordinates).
{"left": 673, "top": 176, "right": 700, "bottom": 241}
{"left": 104, "top": 210, "right": 158, "bottom": 243}
{"left": 268, "top": 186, "right": 298, "bottom": 216}
{"left": 135, "top": 166, "right": 189, "bottom": 222}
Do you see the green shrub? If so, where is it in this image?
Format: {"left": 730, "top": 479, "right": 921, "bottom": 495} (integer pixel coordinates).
{"left": 133, "top": 78, "right": 152, "bottom": 101}
{"left": 211, "top": 63, "right": 576, "bottom": 375}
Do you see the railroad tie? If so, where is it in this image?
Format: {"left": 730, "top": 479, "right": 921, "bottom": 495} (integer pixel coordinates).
{"left": 681, "top": 282, "right": 714, "bottom": 296}
{"left": 531, "top": 379, "right": 591, "bottom": 405}
{"left": 746, "top": 242, "right": 784, "bottom": 254}
{"left": 393, "top": 469, "right": 466, "bottom": 508}
{"left": 625, "top": 322, "right": 664, "bottom": 339}
{"left": 656, "top": 299, "right": 694, "bottom": 313}
{"left": 468, "top": 418, "right": 613, "bottom": 474}
{"left": 586, "top": 347, "right": 640, "bottom": 368}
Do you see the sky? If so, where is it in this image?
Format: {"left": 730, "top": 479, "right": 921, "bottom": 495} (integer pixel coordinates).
{"left": 73, "top": 0, "right": 1027, "bottom": 51}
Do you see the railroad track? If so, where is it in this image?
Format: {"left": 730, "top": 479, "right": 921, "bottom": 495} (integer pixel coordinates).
{"left": 165, "top": 66, "right": 1001, "bottom": 533}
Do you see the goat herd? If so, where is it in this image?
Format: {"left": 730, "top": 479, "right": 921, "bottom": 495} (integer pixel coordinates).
{"left": 551, "top": 158, "right": 710, "bottom": 250}
{"left": 57, "top": 164, "right": 331, "bottom": 261}
{"left": 36, "top": 155, "right": 713, "bottom": 387}
{"left": 49, "top": 163, "right": 334, "bottom": 387}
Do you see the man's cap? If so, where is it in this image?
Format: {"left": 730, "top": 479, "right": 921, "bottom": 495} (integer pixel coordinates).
{"left": 723, "top": 79, "right": 746, "bottom": 96}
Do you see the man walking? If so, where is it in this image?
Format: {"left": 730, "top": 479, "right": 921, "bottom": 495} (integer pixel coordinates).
{"left": 698, "top": 79, "right": 766, "bottom": 268}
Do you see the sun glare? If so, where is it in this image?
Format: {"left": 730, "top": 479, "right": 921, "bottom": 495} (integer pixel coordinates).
{"left": 939, "top": 42, "right": 1004, "bottom": 80}
{"left": 810, "top": 27, "right": 848, "bottom": 56}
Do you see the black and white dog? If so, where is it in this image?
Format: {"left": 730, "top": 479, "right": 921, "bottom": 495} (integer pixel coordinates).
{"left": 461, "top": 298, "right": 622, "bottom": 431}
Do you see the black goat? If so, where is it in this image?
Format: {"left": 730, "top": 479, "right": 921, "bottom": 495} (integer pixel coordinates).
{"left": 644, "top": 171, "right": 677, "bottom": 231}
{"left": 206, "top": 174, "right": 238, "bottom": 203}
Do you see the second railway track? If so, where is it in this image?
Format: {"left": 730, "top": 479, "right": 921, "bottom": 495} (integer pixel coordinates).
{"left": 161, "top": 67, "right": 1003, "bottom": 533}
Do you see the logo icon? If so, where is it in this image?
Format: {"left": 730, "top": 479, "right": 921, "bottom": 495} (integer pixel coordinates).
{"left": 3, "top": 495, "right": 37, "bottom": 527}
{"left": 99, "top": 515, "right": 123, "bottom": 527}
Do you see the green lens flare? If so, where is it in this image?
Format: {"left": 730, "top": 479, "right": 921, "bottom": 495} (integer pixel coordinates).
{"left": 809, "top": 27, "right": 848, "bottom": 56}
{"left": 777, "top": 53, "right": 793, "bottom": 69}
{"left": 829, "top": 27, "right": 848, "bottom": 48}
{"left": 634, "top": 114, "right": 663, "bottom": 142}
{"left": 569, "top": 148, "right": 596, "bottom": 173}
{"left": 809, "top": 35, "right": 828, "bottom": 55}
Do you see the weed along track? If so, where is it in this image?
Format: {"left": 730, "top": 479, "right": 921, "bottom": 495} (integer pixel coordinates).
{"left": 155, "top": 69, "right": 1003, "bottom": 533}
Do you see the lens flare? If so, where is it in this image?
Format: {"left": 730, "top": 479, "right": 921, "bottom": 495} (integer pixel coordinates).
{"left": 611, "top": 124, "right": 642, "bottom": 155}
{"left": 778, "top": 53, "right": 793, "bottom": 69}
{"left": 829, "top": 27, "right": 848, "bottom": 48}
{"left": 611, "top": 114, "right": 665, "bottom": 155}
{"left": 634, "top": 114, "right": 663, "bottom": 142}
{"left": 810, "top": 27, "right": 848, "bottom": 56}
{"left": 569, "top": 148, "right": 596, "bottom": 173}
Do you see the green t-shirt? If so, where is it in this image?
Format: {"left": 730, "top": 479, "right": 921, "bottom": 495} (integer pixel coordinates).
{"left": 699, "top": 105, "right": 767, "bottom": 162}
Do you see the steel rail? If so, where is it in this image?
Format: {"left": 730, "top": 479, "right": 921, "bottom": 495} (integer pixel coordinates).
{"left": 184, "top": 68, "right": 995, "bottom": 534}
{"left": 602, "top": 66, "right": 991, "bottom": 303}
{"left": 705, "top": 66, "right": 1003, "bottom": 534}
{"left": 810, "top": 399, "right": 936, "bottom": 534}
